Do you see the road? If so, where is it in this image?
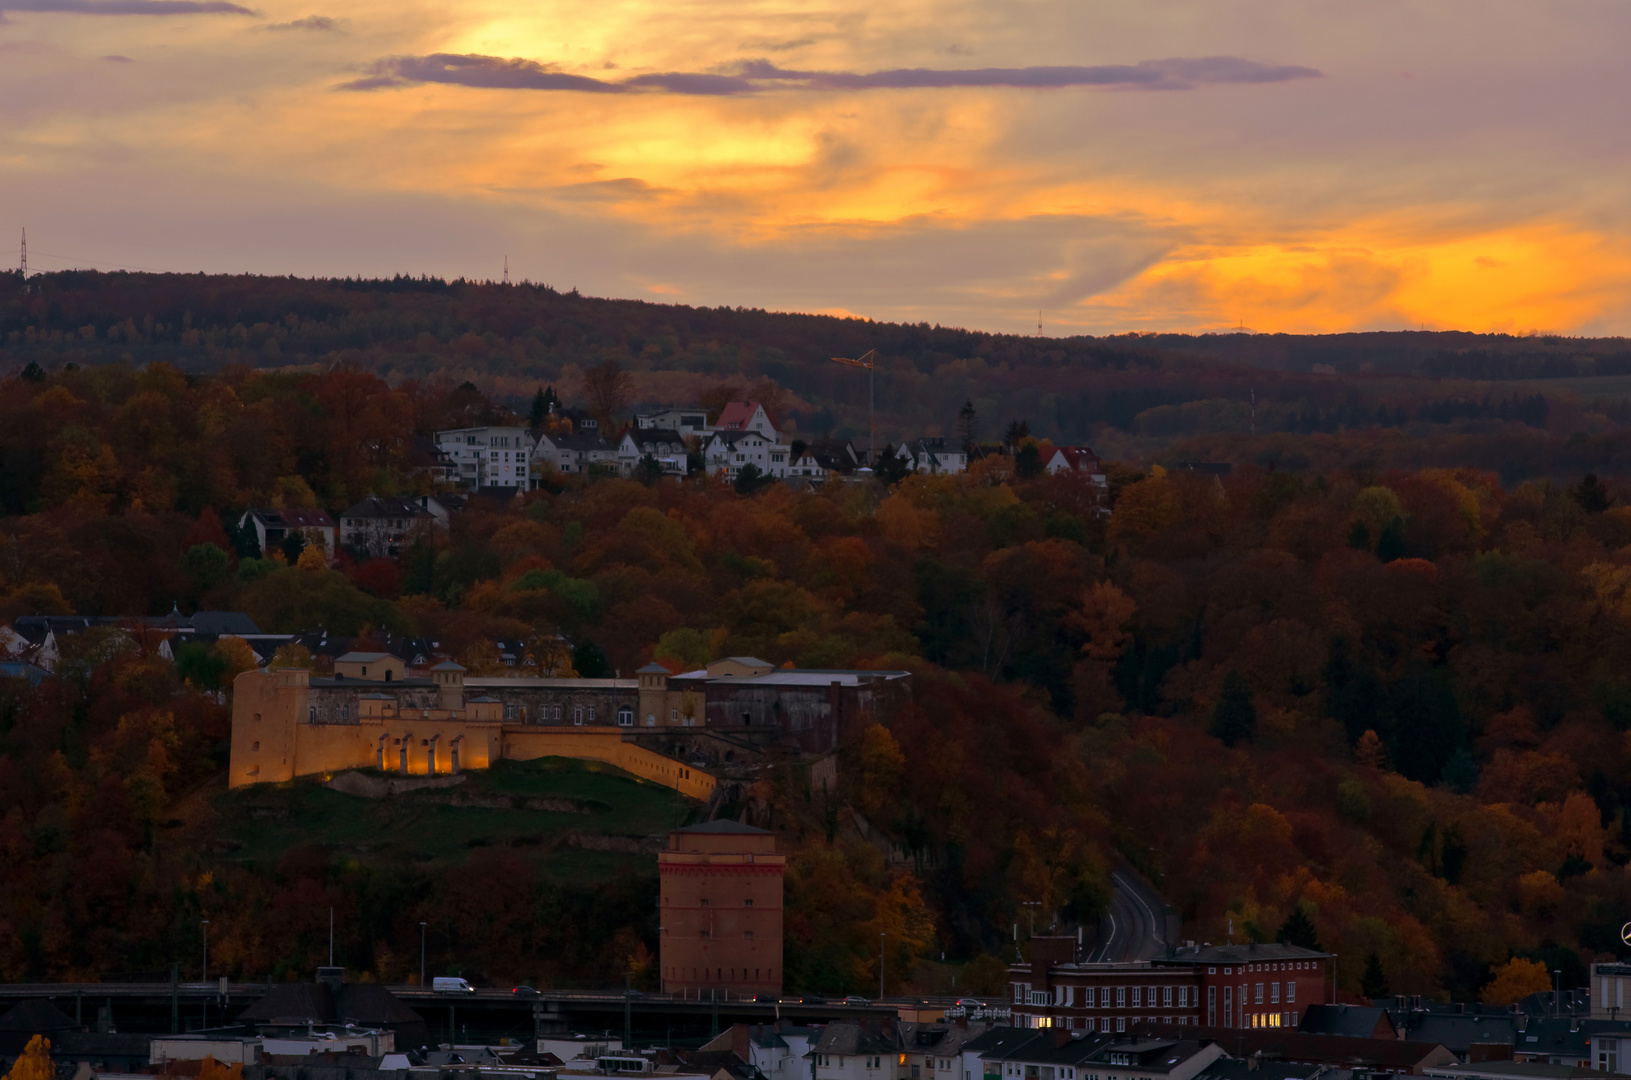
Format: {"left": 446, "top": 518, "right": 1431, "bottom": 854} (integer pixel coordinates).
{"left": 1082, "top": 867, "right": 1177, "bottom": 963}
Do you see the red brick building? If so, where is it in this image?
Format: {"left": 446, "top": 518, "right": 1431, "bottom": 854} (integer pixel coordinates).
{"left": 1009, "top": 939, "right": 1331, "bottom": 1033}
{"left": 659, "top": 820, "right": 786, "bottom": 997}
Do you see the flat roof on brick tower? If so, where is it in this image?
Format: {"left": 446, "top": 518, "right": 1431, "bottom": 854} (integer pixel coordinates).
{"left": 677, "top": 819, "right": 771, "bottom": 834}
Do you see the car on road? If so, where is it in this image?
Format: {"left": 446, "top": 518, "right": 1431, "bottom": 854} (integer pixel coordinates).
{"left": 512, "top": 986, "right": 539, "bottom": 997}
{"left": 842, "top": 995, "right": 870, "bottom": 1005}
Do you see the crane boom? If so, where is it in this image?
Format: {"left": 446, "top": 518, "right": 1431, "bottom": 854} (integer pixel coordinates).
{"left": 828, "top": 350, "right": 879, "bottom": 467}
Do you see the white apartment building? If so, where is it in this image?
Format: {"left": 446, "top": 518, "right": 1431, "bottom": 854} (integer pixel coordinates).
{"left": 435, "top": 427, "right": 533, "bottom": 490}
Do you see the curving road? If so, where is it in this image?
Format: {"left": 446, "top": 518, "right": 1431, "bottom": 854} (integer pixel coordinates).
{"left": 1083, "top": 867, "right": 1177, "bottom": 963}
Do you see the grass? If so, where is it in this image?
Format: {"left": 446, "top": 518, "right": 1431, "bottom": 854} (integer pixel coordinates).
{"left": 212, "top": 756, "right": 702, "bottom": 878}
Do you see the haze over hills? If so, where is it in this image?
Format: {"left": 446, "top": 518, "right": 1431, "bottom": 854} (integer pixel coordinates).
{"left": 5, "top": 270, "right": 1631, "bottom": 482}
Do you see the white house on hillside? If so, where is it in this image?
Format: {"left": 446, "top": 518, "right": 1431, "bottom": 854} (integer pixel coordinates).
{"left": 706, "top": 430, "right": 782, "bottom": 478}
{"left": 533, "top": 430, "right": 619, "bottom": 477}
{"left": 718, "top": 401, "right": 779, "bottom": 439}
{"left": 884, "top": 438, "right": 968, "bottom": 475}
{"left": 617, "top": 429, "right": 690, "bottom": 476}
{"left": 435, "top": 427, "right": 534, "bottom": 491}
{"left": 636, "top": 408, "right": 714, "bottom": 440}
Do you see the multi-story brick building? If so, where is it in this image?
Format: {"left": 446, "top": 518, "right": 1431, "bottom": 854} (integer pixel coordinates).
{"left": 659, "top": 820, "right": 785, "bottom": 998}
{"left": 1010, "top": 939, "right": 1330, "bottom": 1034}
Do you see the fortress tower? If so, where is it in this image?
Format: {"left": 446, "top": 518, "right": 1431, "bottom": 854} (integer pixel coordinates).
{"left": 658, "top": 820, "right": 784, "bottom": 997}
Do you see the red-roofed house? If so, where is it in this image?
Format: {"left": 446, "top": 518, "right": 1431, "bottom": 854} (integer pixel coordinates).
{"left": 717, "top": 401, "right": 778, "bottom": 439}
{"left": 1045, "top": 446, "right": 1109, "bottom": 484}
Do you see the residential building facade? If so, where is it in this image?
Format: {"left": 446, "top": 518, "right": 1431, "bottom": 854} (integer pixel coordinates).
{"left": 618, "top": 428, "right": 691, "bottom": 476}
{"left": 435, "top": 426, "right": 534, "bottom": 490}
{"left": 534, "top": 430, "right": 620, "bottom": 477}
{"left": 339, "top": 496, "right": 436, "bottom": 557}
{"left": 240, "top": 508, "right": 337, "bottom": 558}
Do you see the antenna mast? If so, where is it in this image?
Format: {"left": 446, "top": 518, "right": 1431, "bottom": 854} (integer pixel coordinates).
{"left": 829, "top": 350, "right": 878, "bottom": 467}
{"left": 19, "top": 229, "right": 27, "bottom": 292}
{"left": 1037, "top": 309, "right": 1042, "bottom": 336}
{"left": 502, "top": 256, "right": 510, "bottom": 285}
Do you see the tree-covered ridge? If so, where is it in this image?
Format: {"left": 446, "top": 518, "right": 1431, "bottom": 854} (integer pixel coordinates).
{"left": 7, "top": 270, "right": 1631, "bottom": 483}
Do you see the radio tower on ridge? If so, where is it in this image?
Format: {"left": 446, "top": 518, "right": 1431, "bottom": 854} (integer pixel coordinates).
{"left": 19, "top": 229, "right": 28, "bottom": 292}
{"left": 502, "top": 256, "right": 510, "bottom": 285}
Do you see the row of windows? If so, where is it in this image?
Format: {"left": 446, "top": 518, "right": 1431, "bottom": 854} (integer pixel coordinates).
{"left": 1207, "top": 961, "right": 1317, "bottom": 974}
{"left": 1018, "top": 984, "right": 1194, "bottom": 1008}
{"left": 1021, "top": 1015, "right": 1192, "bottom": 1033}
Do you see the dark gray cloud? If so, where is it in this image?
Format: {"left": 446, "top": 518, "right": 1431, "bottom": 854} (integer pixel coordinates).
{"left": 0, "top": 0, "right": 252, "bottom": 12}
{"left": 341, "top": 53, "right": 1320, "bottom": 95}
{"left": 264, "top": 14, "right": 336, "bottom": 30}
{"left": 102, "top": 52, "right": 132, "bottom": 61}
{"left": 344, "top": 54, "right": 624, "bottom": 92}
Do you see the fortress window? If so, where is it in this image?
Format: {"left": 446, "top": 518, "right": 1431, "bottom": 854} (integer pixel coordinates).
{"left": 341, "top": 704, "right": 349, "bottom": 721}
{"left": 618, "top": 706, "right": 633, "bottom": 726}
{"left": 251, "top": 741, "right": 260, "bottom": 751}
{"left": 253, "top": 713, "right": 261, "bottom": 723}
{"left": 308, "top": 706, "right": 317, "bottom": 722}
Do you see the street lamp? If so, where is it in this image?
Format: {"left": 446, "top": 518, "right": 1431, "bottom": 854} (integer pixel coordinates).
{"left": 420, "top": 922, "right": 428, "bottom": 987}
{"left": 201, "top": 920, "right": 210, "bottom": 983}
{"left": 879, "top": 933, "right": 886, "bottom": 999}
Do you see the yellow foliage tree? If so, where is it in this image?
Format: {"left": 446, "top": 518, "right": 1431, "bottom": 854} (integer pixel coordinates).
{"left": 214, "top": 636, "right": 260, "bottom": 683}
{"left": 296, "top": 543, "right": 328, "bottom": 572}
{"left": 269, "top": 642, "right": 313, "bottom": 670}
{"left": 4, "top": 1035, "right": 54, "bottom": 1080}
{"left": 1481, "top": 957, "right": 1552, "bottom": 1005}
{"left": 1107, "top": 471, "right": 1178, "bottom": 549}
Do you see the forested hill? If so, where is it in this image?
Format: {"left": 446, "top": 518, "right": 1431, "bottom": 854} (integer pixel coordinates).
{"left": 5, "top": 269, "right": 1631, "bottom": 480}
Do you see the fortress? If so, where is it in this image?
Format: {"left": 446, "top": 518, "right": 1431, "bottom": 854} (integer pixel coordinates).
{"left": 229, "top": 656, "right": 909, "bottom": 799}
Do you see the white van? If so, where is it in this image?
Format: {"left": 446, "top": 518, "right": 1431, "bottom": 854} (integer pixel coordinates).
{"left": 433, "top": 977, "right": 475, "bottom": 994}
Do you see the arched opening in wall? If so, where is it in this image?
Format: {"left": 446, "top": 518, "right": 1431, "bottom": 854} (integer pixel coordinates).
{"left": 384, "top": 671, "right": 393, "bottom": 682}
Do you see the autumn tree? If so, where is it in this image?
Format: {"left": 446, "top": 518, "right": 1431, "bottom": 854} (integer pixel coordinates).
{"left": 4, "top": 1035, "right": 53, "bottom": 1080}
{"left": 583, "top": 361, "right": 633, "bottom": 428}
{"left": 1481, "top": 957, "right": 1551, "bottom": 1005}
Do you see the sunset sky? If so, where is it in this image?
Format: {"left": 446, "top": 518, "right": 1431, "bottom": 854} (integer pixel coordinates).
{"left": 1, "top": 0, "right": 1627, "bottom": 336}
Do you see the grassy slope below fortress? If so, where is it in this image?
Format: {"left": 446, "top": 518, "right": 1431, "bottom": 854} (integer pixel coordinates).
{"left": 211, "top": 756, "right": 706, "bottom": 880}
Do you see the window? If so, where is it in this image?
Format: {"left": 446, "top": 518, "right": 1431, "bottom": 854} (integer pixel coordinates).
{"left": 1099, "top": 987, "right": 1111, "bottom": 1007}
{"left": 1130, "top": 987, "right": 1141, "bottom": 1007}
{"left": 671, "top": 708, "right": 679, "bottom": 720}
{"left": 618, "top": 706, "right": 634, "bottom": 726}
{"left": 700, "top": 929, "right": 709, "bottom": 939}
{"left": 745, "top": 898, "right": 754, "bottom": 906}
{"left": 308, "top": 706, "right": 317, "bottom": 722}
{"left": 574, "top": 705, "right": 584, "bottom": 725}
{"left": 1255, "top": 983, "right": 1264, "bottom": 1004}
{"left": 253, "top": 713, "right": 261, "bottom": 723}
{"left": 745, "top": 930, "right": 754, "bottom": 940}
{"left": 250, "top": 741, "right": 260, "bottom": 751}
{"left": 1163, "top": 986, "right": 1173, "bottom": 1007}
{"left": 340, "top": 704, "right": 349, "bottom": 721}
{"left": 1116, "top": 987, "right": 1126, "bottom": 1008}
{"left": 1286, "top": 980, "right": 1296, "bottom": 1003}
{"left": 587, "top": 706, "right": 596, "bottom": 722}
{"left": 1115, "top": 1018, "right": 1124, "bottom": 1033}
{"left": 1271, "top": 982, "right": 1280, "bottom": 1003}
